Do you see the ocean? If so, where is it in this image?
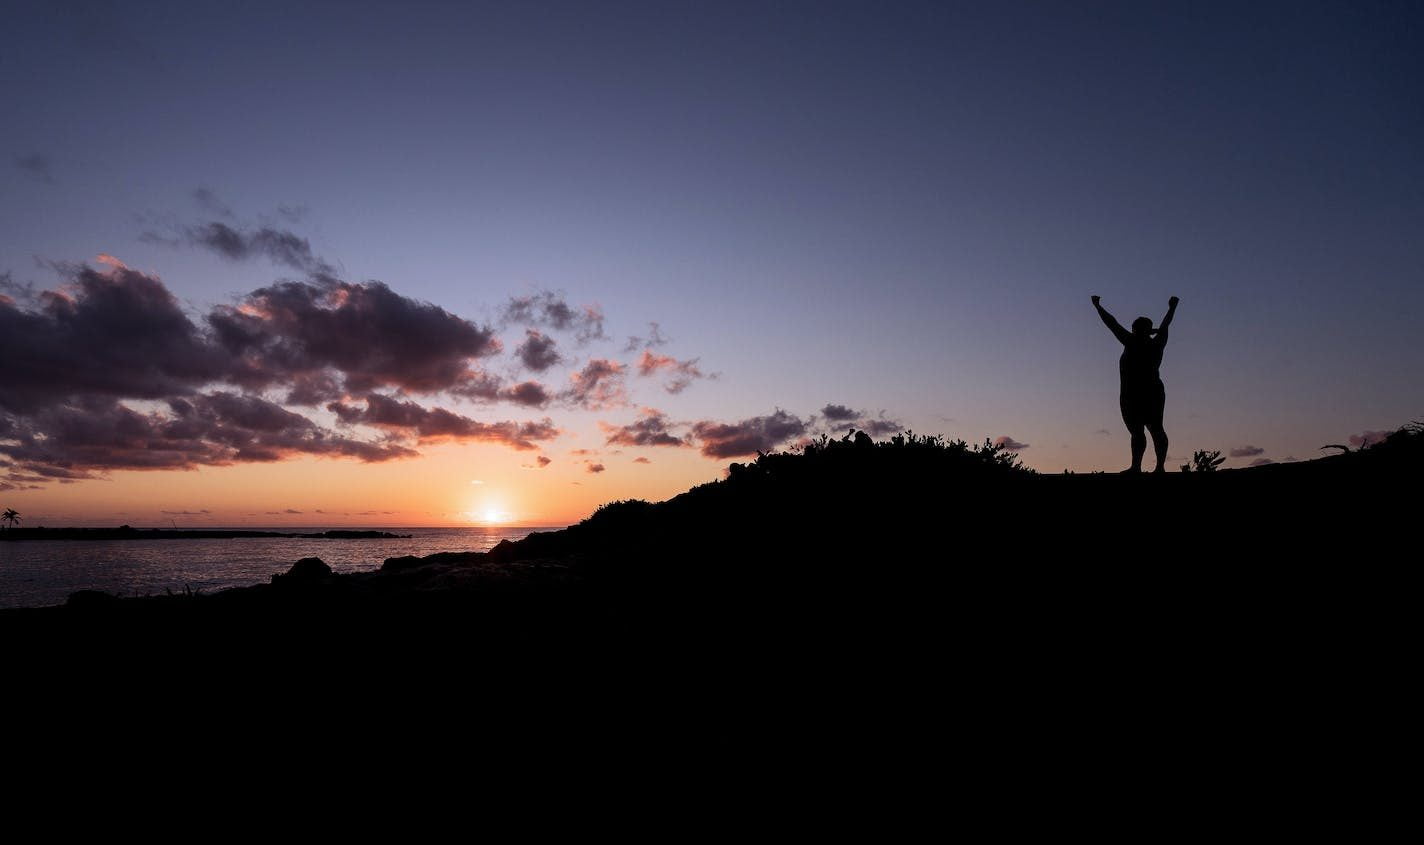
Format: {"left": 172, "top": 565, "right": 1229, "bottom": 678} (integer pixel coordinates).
{"left": 0, "top": 525, "right": 559, "bottom": 609}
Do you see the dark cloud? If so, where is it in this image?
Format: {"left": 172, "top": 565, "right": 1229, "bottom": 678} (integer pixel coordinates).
{"left": 601, "top": 408, "right": 689, "bottom": 448}
{"left": 282, "top": 371, "right": 345, "bottom": 406}
{"left": 448, "top": 372, "right": 552, "bottom": 408}
{"left": 15, "top": 153, "right": 53, "bottom": 184}
{"left": 1249, "top": 458, "right": 1275, "bottom": 467}
{"left": 447, "top": 370, "right": 505, "bottom": 402}
{"left": 530, "top": 455, "right": 552, "bottom": 468}
{"left": 992, "top": 436, "right": 1030, "bottom": 451}
{"left": 1348, "top": 430, "right": 1392, "bottom": 449}
{"left": 162, "top": 510, "right": 211, "bottom": 515}
{"left": 623, "top": 322, "right": 669, "bottom": 352}
{"left": 632, "top": 457, "right": 651, "bottom": 464}
{"left": 0, "top": 260, "right": 232, "bottom": 414}
{"left": 502, "top": 290, "right": 607, "bottom": 343}
{"left": 326, "top": 394, "right": 558, "bottom": 450}
{"left": 192, "top": 187, "right": 233, "bottom": 217}
{"left": 515, "top": 330, "right": 562, "bottom": 372}
{"left": 211, "top": 279, "right": 501, "bottom": 396}
{"left": 585, "top": 461, "right": 605, "bottom": 474}
{"left": 635, "top": 350, "right": 709, "bottom": 394}
{"left": 858, "top": 417, "right": 904, "bottom": 437}
{"left": 817, "top": 404, "right": 902, "bottom": 437}
{"left": 178, "top": 221, "right": 335, "bottom": 276}
{"left": 0, "top": 270, "right": 35, "bottom": 305}
{"left": 500, "top": 380, "right": 552, "bottom": 408}
{"left": 0, "top": 393, "right": 417, "bottom": 480}
{"left": 563, "top": 359, "right": 628, "bottom": 409}
{"left": 284, "top": 508, "right": 303, "bottom": 514}
{"left": 691, "top": 411, "right": 809, "bottom": 459}
{"left": 1230, "top": 445, "right": 1265, "bottom": 458}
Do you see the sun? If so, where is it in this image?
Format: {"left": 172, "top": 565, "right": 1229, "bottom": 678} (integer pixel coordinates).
{"left": 468, "top": 508, "right": 508, "bottom": 524}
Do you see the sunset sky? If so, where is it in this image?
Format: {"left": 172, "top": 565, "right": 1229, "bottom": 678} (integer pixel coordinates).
{"left": 3, "top": 1, "right": 1421, "bottom": 526}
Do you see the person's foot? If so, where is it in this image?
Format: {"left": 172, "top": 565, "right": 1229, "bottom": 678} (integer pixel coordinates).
{"left": 1120, "top": 467, "right": 1142, "bottom": 474}
{"left": 1152, "top": 466, "right": 1166, "bottom": 474}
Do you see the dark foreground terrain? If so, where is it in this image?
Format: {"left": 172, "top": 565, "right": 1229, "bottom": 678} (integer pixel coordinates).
{"left": 4, "top": 427, "right": 1414, "bottom": 772}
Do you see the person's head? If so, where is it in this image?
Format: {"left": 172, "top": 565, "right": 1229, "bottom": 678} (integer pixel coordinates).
{"left": 1132, "top": 316, "right": 1154, "bottom": 338}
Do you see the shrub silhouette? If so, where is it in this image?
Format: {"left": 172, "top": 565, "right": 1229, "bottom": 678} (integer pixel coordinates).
{"left": 1181, "top": 449, "right": 1225, "bottom": 473}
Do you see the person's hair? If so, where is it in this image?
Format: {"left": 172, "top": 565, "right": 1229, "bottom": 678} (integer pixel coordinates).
{"left": 1131, "top": 316, "right": 1154, "bottom": 335}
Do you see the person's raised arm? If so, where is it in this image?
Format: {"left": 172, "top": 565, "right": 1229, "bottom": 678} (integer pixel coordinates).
{"left": 1092, "top": 295, "right": 1131, "bottom": 345}
{"left": 1156, "top": 296, "right": 1179, "bottom": 345}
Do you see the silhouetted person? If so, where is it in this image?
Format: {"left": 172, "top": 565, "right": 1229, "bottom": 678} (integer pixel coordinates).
{"left": 1093, "top": 295, "right": 1179, "bottom": 473}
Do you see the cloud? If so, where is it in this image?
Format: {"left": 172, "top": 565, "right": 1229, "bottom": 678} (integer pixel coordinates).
{"left": 147, "top": 221, "right": 336, "bottom": 276}
{"left": 818, "top": 404, "right": 903, "bottom": 437}
{"left": 499, "top": 380, "right": 553, "bottom": 408}
{"left": 0, "top": 261, "right": 234, "bottom": 414}
{"left": 600, "top": 408, "right": 689, "bottom": 448}
{"left": 1093, "top": 429, "right": 1112, "bottom": 436}
{"left": 444, "top": 372, "right": 550, "bottom": 408}
{"left": 858, "top": 418, "right": 904, "bottom": 437}
{"left": 635, "top": 350, "right": 710, "bottom": 394}
{"left": 1229, "top": 445, "right": 1265, "bottom": 458}
{"left": 326, "top": 394, "right": 558, "bottom": 450}
{"left": 521, "top": 455, "right": 552, "bottom": 469}
{"left": 501, "top": 290, "right": 607, "bottom": 343}
{"left": 192, "top": 187, "right": 233, "bottom": 217}
{"left": 515, "top": 330, "right": 563, "bottom": 372}
{"left": 691, "top": 410, "right": 809, "bottom": 459}
{"left": 563, "top": 359, "right": 628, "bottom": 409}
{"left": 585, "top": 461, "right": 605, "bottom": 474}
{"left": 211, "top": 279, "right": 501, "bottom": 396}
{"left": 0, "top": 393, "right": 417, "bottom": 479}
{"left": 469, "top": 480, "right": 485, "bottom": 485}
{"left": 633, "top": 457, "right": 651, "bottom": 464}
{"left": 1348, "top": 430, "right": 1392, "bottom": 449}
{"left": 15, "top": 153, "right": 53, "bottom": 184}
{"left": 162, "top": 510, "right": 210, "bottom": 515}
{"left": 992, "top": 436, "right": 1030, "bottom": 451}
{"left": 1249, "top": 458, "right": 1275, "bottom": 467}
{"left": 284, "top": 508, "right": 303, "bottom": 514}
{"left": 623, "top": 322, "right": 669, "bottom": 352}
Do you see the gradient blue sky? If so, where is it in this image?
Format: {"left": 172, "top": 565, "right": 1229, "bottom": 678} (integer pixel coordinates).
{"left": 3, "top": 1, "right": 1421, "bottom": 522}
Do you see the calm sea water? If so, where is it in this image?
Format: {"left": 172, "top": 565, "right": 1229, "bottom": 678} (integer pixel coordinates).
{"left": 0, "top": 526, "right": 560, "bottom": 609}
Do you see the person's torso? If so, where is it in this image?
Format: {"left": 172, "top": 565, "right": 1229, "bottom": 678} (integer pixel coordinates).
{"left": 1119, "top": 339, "right": 1163, "bottom": 388}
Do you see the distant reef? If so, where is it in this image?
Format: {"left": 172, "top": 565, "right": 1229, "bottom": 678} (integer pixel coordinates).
{"left": 0, "top": 527, "right": 411, "bottom": 542}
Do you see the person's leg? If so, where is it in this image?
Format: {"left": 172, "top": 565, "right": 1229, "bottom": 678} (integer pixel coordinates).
{"left": 1121, "top": 401, "right": 1146, "bottom": 473}
{"left": 1147, "top": 386, "right": 1168, "bottom": 473}
{"left": 1128, "top": 425, "right": 1147, "bottom": 472}
{"left": 1148, "top": 422, "right": 1168, "bottom": 472}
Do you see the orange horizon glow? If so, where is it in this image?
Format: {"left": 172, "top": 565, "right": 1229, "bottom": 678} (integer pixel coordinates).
{"left": 1, "top": 440, "right": 724, "bottom": 529}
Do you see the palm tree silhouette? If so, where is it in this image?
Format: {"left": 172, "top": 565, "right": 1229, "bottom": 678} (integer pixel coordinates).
{"left": 1, "top": 508, "right": 18, "bottom": 533}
